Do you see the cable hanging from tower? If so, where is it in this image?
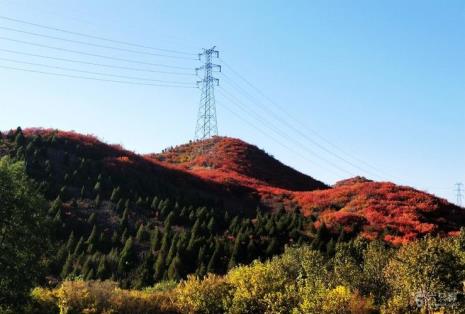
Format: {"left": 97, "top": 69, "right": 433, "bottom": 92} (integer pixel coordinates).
{"left": 217, "top": 86, "right": 355, "bottom": 177}
{"left": 0, "top": 15, "right": 197, "bottom": 56}
{"left": 0, "top": 57, "right": 195, "bottom": 85}
{"left": 0, "top": 64, "right": 197, "bottom": 88}
{"left": 0, "top": 37, "right": 194, "bottom": 70}
{"left": 0, "top": 26, "right": 197, "bottom": 60}
{"left": 219, "top": 56, "right": 398, "bottom": 181}
{"left": 0, "top": 48, "right": 195, "bottom": 76}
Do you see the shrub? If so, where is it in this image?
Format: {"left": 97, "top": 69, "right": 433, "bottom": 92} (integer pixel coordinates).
{"left": 31, "top": 280, "right": 178, "bottom": 314}
{"left": 176, "top": 274, "right": 232, "bottom": 314}
{"left": 226, "top": 258, "right": 298, "bottom": 313}
{"left": 55, "top": 280, "right": 116, "bottom": 314}
{"left": 295, "top": 285, "right": 374, "bottom": 314}
{"left": 28, "top": 287, "right": 59, "bottom": 314}
{"left": 384, "top": 237, "right": 465, "bottom": 312}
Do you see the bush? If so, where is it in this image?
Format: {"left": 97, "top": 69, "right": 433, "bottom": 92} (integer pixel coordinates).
{"left": 384, "top": 237, "right": 465, "bottom": 312}
{"left": 27, "top": 287, "right": 59, "bottom": 314}
{"left": 226, "top": 259, "right": 297, "bottom": 314}
{"left": 322, "top": 286, "right": 374, "bottom": 314}
{"left": 176, "top": 274, "right": 232, "bottom": 314}
{"left": 294, "top": 277, "right": 374, "bottom": 314}
{"left": 31, "top": 280, "right": 178, "bottom": 314}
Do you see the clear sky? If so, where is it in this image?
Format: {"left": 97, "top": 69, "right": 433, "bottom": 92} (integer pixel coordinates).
{"left": 0, "top": 0, "right": 463, "bottom": 204}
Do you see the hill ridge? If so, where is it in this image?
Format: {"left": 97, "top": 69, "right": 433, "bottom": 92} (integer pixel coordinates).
{"left": 149, "top": 136, "right": 328, "bottom": 192}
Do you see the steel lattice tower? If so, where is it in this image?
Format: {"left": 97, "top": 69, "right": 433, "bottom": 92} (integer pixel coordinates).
{"left": 195, "top": 46, "right": 221, "bottom": 140}
{"left": 456, "top": 183, "right": 463, "bottom": 207}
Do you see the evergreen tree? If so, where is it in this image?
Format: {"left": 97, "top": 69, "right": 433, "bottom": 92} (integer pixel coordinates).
{"left": 93, "top": 180, "right": 101, "bottom": 194}
{"left": 80, "top": 185, "right": 86, "bottom": 199}
{"left": 116, "top": 199, "right": 124, "bottom": 212}
{"left": 66, "top": 231, "right": 76, "bottom": 252}
{"left": 120, "top": 208, "right": 129, "bottom": 231}
{"left": 95, "top": 194, "right": 101, "bottom": 207}
{"left": 120, "top": 228, "right": 129, "bottom": 245}
{"left": 246, "top": 239, "right": 258, "bottom": 262}
{"left": 86, "top": 225, "right": 98, "bottom": 246}
{"left": 111, "top": 230, "right": 119, "bottom": 245}
{"left": 166, "top": 234, "right": 179, "bottom": 266}
{"left": 207, "top": 216, "right": 216, "bottom": 233}
{"left": 136, "top": 196, "right": 144, "bottom": 208}
{"left": 150, "top": 196, "right": 159, "bottom": 210}
{"left": 196, "top": 263, "right": 207, "bottom": 278}
{"left": 96, "top": 256, "right": 108, "bottom": 279}
{"left": 85, "top": 268, "right": 95, "bottom": 281}
{"left": 153, "top": 232, "right": 170, "bottom": 281}
{"left": 87, "top": 213, "right": 96, "bottom": 225}
{"left": 136, "top": 224, "right": 148, "bottom": 242}
{"left": 207, "top": 241, "right": 220, "bottom": 273}
{"left": 150, "top": 228, "right": 161, "bottom": 251}
{"left": 61, "top": 254, "right": 73, "bottom": 279}
{"left": 265, "top": 237, "right": 279, "bottom": 256}
{"left": 73, "top": 236, "right": 85, "bottom": 255}
{"left": 110, "top": 186, "right": 121, "bottom": 202}
{"left": 118, "top": 237, "right": 137, "bottom": 274}
{"left": 164, "top": 211, "right": 175, "bottom": 231}
{"left": 167, "top": 254, "right": 184, "bottom": 281}
{"left": 81, "top": 256, "right": 92, "bottom": 278}
{"left": 133, "top": 253, "right": 155, "bottom": 289}
{"left": 49, "top": 196, "right": 62, "bottom": 216}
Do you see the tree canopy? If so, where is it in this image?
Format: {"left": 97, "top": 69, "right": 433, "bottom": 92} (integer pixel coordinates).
{"left": 0, "top": 157, "right": 49, "bottom": 312}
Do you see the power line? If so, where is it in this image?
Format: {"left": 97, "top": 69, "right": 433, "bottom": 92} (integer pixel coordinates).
{"left": 218, "top": 87, "right": 355, "bottom": 177}
{"left": 0, "top": 57, "right": 195, "bottom": 84}
{"left": 220, "top": 57, "right": 395, "bottom": 181}
{"left": 216, "top": 92, "right": 343, "bottom": 179}
{"left": 0, "top": 37, "right": 194, "bottom": 70}
{"left": 0, "top": 2, "right": 201, "bottom": 51}
{"left": 0, "top": 25, "right": 196, "bottom": 60}
{"left": 220, "top": 72, "right": 383, "bottom": 180}
{"left": 0, "top": 15, "right": 196, "bottom": 56}
{"left": 456, "top": 183, "right": 463, "bottom": 207}
{"left": 0, "top": 64, "right": 197, "bottom": 88}
{"left": 0, "top": 48, "right": 195, "bottom": 76}
{"left": 220, "top": 61, "right": 388, "bottom": 180}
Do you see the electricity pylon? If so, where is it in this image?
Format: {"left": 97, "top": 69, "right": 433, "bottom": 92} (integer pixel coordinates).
{"left": 195, "top": 46, "right": 221, "bottom": 140}
{"left": 456, "top": 183, "right": 463, "bottom": 207}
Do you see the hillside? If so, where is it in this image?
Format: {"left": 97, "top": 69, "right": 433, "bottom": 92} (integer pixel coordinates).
{"left": 295, "top": 177, "right": 464, "bottom": 245}
{"left": 0, "top": 127, "right": 463, "bottom": 289}
{"left": 0, "top": 127, "right": 315, "bottom": 288}
{"left": 149, "top": 136, "right": 328, "bottom": 192}
{"left": 151, "top": 136, "right": 464, "bottom": 244}
{"left": 19, "top": 128, "right": 262, "bottom": 213}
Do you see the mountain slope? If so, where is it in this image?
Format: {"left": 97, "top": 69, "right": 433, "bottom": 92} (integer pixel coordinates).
{"left": 149, "top": 137, "right": 464, "bottom": 243}
{"left": 19, "top": 128, "right": 262, "bottom": 213}
{"left": 8, "top": 128, "right": 463, "bottom": 243}
{"left": 0, "top": 127, "right": 314, "bottom": 287}
{"left": 149, "top": 136, "right": 328, "bottom": 192}
{"left": 5, "top": 128, "right": 462, "bottom": 242}
{"left": 295, "top": 177, "right": 464, "bottom": 244}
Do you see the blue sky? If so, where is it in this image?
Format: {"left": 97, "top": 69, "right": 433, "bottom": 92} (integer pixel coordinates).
{"left": 0, "top": 0, "right": 463, "bottom": 203}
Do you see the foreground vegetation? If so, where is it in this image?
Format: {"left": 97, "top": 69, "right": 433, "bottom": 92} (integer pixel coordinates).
{"left": 32, "top": 236, "right": 465, "bottom": 313}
